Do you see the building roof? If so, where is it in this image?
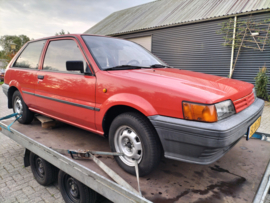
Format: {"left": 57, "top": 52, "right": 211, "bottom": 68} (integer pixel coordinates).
{"left": 84, "top": 0, "right": 270, "bottom": 36}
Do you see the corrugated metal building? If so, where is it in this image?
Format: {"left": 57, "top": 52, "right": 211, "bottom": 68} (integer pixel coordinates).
{"left": 85, "top": 0, "right": 270, "bottom": 93}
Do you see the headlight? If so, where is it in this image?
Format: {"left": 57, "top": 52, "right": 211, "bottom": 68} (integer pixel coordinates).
{"left": 183, "top": 100, "right": 235, "bottom": 122}
{"left": 214, "top": 100, "right": 235, "bottom": 121}
{"left": 183, "top": 102, "right": 217, "bottom": 122}
{"left": 253, "top": 87, "right": 256, "bottom": 98}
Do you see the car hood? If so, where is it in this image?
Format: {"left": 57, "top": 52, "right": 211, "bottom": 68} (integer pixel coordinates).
{"left": 108, "top": 68, "right": 254, "bottom": 104}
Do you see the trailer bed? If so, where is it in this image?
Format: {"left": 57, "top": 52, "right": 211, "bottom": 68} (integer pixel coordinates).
{"left": 1, "top": 118, "right": 269, "bottom": 203}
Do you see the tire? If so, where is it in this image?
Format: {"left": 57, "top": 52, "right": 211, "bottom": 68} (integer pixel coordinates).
{"left": 58, "top": 170, "right": 98, "bottom": 203}
{"left": 109, "top": 112, "right": 162, "bottom": 176}
{"left": 12, "top": 90, "right": 34, "bottom": 124}
{"left": 30, "top": 152, "right": 58, "bottom": 186}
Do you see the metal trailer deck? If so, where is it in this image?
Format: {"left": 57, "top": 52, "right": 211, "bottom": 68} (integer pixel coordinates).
{"left": 1, "top": 118, "right": 270, "bottom": 203}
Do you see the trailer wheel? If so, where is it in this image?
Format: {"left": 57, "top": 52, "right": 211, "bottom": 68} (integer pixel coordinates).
{"left": 30, "top": 152, "right": 57, "bottom": 186}
{"left": 58, "top": 170, "right": 97, "bottom": 203}
{"left": 12, "top": 90, "right": 34, "bottom": 124}
{"left": 109, "top": 112, "right": 162, "bottom": 176}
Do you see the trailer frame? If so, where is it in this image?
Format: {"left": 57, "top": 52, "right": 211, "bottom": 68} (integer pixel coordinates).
{"left": 0, "top": 121, "right": 152, "bottom": 203}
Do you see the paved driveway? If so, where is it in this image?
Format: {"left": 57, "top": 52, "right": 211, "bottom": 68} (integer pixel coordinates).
{"left": 258, "top": 101, "right": 270, "bottom": 134}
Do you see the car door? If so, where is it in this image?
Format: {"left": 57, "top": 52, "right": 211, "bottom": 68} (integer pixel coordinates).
{"left": 10, "top": 40, "right": 46, "bottom": 108}
{"left": 35, "top": 38, "right": 96, "bottom": 130}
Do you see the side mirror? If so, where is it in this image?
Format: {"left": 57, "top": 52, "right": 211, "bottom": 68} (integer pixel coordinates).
{"left": 66, "top": 61, "right": 84, "bottom": 73}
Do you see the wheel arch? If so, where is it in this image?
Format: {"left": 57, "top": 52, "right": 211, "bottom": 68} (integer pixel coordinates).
{"left": 7, "top": 80, "right": 22, "bottom": 108}
{"left": 100, "top": 93, "right": 158, "bottom": 137}
{"left": 102, "top": 105, "right": 146, "bottom": 137}
{"left": 7, "top": 86, "right": 19, "bottom": 108}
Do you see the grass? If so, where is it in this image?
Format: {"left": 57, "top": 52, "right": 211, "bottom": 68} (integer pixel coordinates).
{"left": 0, "top": 81, "right": 3, "bottom": 85}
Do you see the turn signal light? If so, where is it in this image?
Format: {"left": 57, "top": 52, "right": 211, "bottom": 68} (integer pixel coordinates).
{"left": 183, "top": 102, "right": 217, "bottom": 122}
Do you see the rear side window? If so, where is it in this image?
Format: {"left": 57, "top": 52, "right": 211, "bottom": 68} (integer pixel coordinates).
{"left": 43, "top": 40, "right": 87, "bottom": 72}
{"left": 13, "top": 40, "right": 46, "bottom": 69}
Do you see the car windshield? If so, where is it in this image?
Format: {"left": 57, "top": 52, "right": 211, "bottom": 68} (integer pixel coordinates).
{"left": 82, "top": 36, "right": 166, "bottom": 70}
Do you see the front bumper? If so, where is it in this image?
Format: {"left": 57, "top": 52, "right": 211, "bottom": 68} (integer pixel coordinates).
{"left": 149, "top": 98, "right": 264, "bottom": 165}
{"left": 2, "top": 83, "right": 9, "bottom": 96}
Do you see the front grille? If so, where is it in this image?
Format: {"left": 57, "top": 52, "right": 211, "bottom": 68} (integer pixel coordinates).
{"left": 233, "top": 92, "right": 255, "bottom": 113}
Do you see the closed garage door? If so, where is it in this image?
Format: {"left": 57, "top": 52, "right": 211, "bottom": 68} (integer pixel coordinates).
{"left": 127, "top": 36, "right": 152, "bottom": 51}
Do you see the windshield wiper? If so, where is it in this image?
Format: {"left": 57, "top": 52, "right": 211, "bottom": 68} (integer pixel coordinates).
{"left": 150, "top": 64, "right": 173, "bottom": 68}
{"left": 104, "top": 64, "right": 172, "bottom": 71}
{"left": 104, "top": 65, "right": 144, "bottom": 71}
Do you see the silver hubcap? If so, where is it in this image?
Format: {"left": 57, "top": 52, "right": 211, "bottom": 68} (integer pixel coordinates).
{"left": 14, "top": 96, "right": 23, "bottom": 115}
{"left": 114, "top": 126, "right": 143, "bottom": 166}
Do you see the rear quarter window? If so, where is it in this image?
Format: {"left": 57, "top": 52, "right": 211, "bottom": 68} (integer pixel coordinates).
{"left": 13, "top": 40, "right": 46, "bottom": 69}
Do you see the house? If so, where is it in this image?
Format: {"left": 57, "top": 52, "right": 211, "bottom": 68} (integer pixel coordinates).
{"left": 85, "top": 0, "right": 270, "bottom": 92}
{"left": 0, "top": 59, "right": 8, "bottom": 70}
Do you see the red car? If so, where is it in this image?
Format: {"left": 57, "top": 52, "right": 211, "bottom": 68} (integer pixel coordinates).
{"left": 0, "top": 71, "right": 4, "bottom": 82}
{"left": 2, "top": 34, "right": 264, "bottom": 176}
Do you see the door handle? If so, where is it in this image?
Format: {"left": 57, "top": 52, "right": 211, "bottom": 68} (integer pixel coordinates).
{"left": 38, "top": 75, "right": 44, "bottom": 80}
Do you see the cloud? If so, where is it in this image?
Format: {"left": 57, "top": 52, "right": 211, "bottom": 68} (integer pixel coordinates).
{"left": 0, "top": 0, "right": 154, "bottom": 40}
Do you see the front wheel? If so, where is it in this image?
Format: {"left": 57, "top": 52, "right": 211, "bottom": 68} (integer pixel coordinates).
{"left": 109, "top": 112, "right": 162, "bottom": 176}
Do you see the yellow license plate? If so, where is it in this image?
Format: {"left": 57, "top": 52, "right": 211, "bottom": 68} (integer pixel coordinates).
{"left": 248, "top": 116, "right": 261, "bottom": 139}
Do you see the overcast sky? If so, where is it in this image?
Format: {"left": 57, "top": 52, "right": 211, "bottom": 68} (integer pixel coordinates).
{"left": 0, "top": 0, "right": 154, "bottom": 40}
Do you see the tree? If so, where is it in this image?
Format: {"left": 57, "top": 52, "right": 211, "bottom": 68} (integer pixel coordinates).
{"left": 55, "top": 29, "right": 70, "bottom": 36}
{"left": 0, "top": 35, "right": 30, "bottom": 63}
{"left": 255, "top": 66, "right": 269, "bottom": 101}
{"left": 0, "top": 50, "right": 6, "bottom": 59}
{"left": 0, "top": 35, "right": 30, "bottom": 55}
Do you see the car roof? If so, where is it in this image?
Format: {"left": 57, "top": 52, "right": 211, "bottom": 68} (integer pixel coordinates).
{"left": 28, "top": 34, "right": 119, "bottom": 44}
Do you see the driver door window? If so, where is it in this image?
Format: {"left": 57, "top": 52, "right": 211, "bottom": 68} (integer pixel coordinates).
{"left": 43, "top": 40, "right": 88, "bottom": 73}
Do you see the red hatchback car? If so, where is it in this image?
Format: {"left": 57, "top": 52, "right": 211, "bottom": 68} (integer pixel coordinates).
{"left": 2, "top": 34, "right": 264, "bottom": 176}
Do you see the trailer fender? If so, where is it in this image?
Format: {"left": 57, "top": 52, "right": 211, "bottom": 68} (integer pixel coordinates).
{"left": 24, "top": 148, "right": 31, "bottom": 167}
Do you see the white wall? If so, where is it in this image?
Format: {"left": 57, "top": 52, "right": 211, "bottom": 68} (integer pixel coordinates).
{"left": 127, "top": 36, "right": 152, "bottom": 51}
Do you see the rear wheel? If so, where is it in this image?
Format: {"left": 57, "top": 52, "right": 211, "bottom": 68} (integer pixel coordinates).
{"left": 30, "top": 152, "right": 58, "bottom": 186}
{"left": 109, "top": 112, "right": 162, "bottom": 176}
{"left": 12, "top": 90, "right": 34, "bottom": 124}
{"left": 58, "top": 170, "right": 98, "bottom": 203}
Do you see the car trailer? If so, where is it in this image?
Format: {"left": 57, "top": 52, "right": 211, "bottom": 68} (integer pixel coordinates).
{"left": 1, "top": 115, "right": 270, "bottom": 203}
